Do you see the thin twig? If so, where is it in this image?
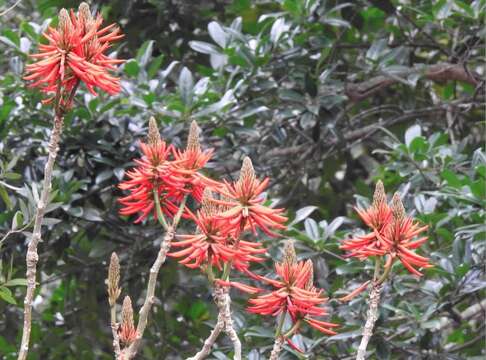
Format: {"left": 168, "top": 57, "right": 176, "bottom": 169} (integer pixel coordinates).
{"left": 0, "top": 220, "right": 33, "bottom": 249}
{"left": 0, "top": 0, "right": 22, "bottom": 16}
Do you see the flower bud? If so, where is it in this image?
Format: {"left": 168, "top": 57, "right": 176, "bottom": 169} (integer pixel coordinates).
{"left": 147, "top": 116, "right": 161, "bottom": 146}
{"left": 372, "top": 180, "right": 386, "bottom": 209}
{"left": 238, "top": 157, "right": 255, "bottom": 186}
{"left": 187, "top": 120, "right": 201, "bottom": 151}
{"left": 305, "top": 259, "right": 314, "bottom": 290}
{"left": 119, "top": 296, "right": 137, "bottom": 345}
{"left": 282, "top": 240, "right": 297, "bottom": 266}
{"left": 58, "top": 9, "right": 71, "bottom": 36}
{"left": 78, "top": 2, "right": 92, "bottom": 23}
{"left": 391, "top": 192, "right": 405, "bottom": 223}
{"left": 107, "top": 252, "right": 121, "bottom": 306}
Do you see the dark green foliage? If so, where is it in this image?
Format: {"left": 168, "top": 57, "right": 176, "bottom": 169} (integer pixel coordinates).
{"left": 0, "top": 0, "right": 484, "bottom": 359}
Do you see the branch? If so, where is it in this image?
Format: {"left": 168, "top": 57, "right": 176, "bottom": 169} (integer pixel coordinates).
{"left": 269, "top": 336, "right": 284, "bottom": 360}
{"left": 0, "top": 0, "right": 22, "bottom": 16}
{"left": 345, "top": 63, "right": 481, "bottom": 102}
{"left": 186, "top": 288, "right": 226, "bottom": 360}
{"left": 356, "top": 283, "right": 383, "bottom": 360}
{"left": 17, "top": 113, "right": 64, "bottom": 360}
{"left": 438, "top": 298, "right": 486, "bottom": 331}
{"left": 111, "top": 305, "right": 121, "bottom": 357}
{"left": 220, "top": 287, "right": 241, "bottom": 360}
{"left": 120, "top": 225, "right": 175, "bottom": 359}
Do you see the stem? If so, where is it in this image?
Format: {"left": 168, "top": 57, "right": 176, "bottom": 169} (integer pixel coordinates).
{"left": 220, "top": 287, "right": 241, "bottom": 360}
{"left": 122, "top": 226, "right": 175, "bottom": 359}
{"left": 186, "top": 287, "right": 226, "bottom": 360}
{"left": 111, "top": 305, "right": 121, "bottom": 358}
{"left": 356, "top": 282, "right": 383, "bottom": 360}
{"left": 222, "top": 219, "right": 247, "bottom": 280}
{"left": 121, "top": 196, "right": 186, "bottom": 359}
{"left": 206, "top": 262, "right": 215, "bottom": 284}
{"left": 275, "top": 313, "right": 286, "bottom": 337}
{"left": 269, "top": 336, "right": 284, "bottom": 360}
{"left": 172, "top": 194, "right": 188, "bottom": 227}
{"left": 153, "top": 189, "right": 168, "bottom": 230}
{"left": 376, "top": 258, "right": 394, "bottom": 285}
{"left": 372, "top": 257, "right": 381, "bottom": 281}
{"left": 282, "top": 319, "right": 301, "bottom": 338}
{"left": 186, "top": 312, "right": 224, "bottom": 360}
{"left": 17, "top": 82, "right": 78, "bottom": 360}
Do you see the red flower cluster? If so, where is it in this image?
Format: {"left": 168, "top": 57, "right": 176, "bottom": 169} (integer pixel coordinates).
{"left": 24, "top": 3, "right": 123, "bottom": 104}
{"left": 118, "top": 118, "right": 213, "bottom": 223}
{"left": 119, "top": 121, "right": 288, "bottom": 272}
{"left": 212, "top": 157, "right": 287, "bottom": 238}
{"left": 341, "top": 181, "right": 432, "bottom": 276}
{"left": 340, "top": 181, "right": 391, "bottom": 259}
{"left": 221, "top": 242, "right": 337, "bottom": 351}
{"left": 169, "top": 190, "right": 266, "bottom": 272}
{"left": 168, "top": 154, "right": 287, "bottom": 274}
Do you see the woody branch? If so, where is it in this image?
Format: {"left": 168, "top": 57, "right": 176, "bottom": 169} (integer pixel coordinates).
{"left": 18, "top": 80, "right": 79, "bottom": 360}
{"left": 117, "top": 195, "right": 187, "bottom": 360}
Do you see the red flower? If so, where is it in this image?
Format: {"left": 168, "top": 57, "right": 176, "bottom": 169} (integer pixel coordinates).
{"left": 118, "top": 119, "right": 183, "bottom": 223}
{"left": 340, "top": 181, "right": 392, "bottom": 259}
{"left": 225, "top": 242, "right": 338, "bottom": 339}
{"left": 24, "top": 3, "right": 123, "bottom": 104}
{"left": 169, "top": 190, "right": 266, "bottom": 272}
{"left": 383, "top": 194, "right": 432, "bottom": 276}
{"left": 213, "top": 157, "right": 287, "bottom": 237}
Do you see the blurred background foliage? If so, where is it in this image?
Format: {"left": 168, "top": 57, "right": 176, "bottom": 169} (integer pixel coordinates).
{"left": 0, "top": 0, "right": 484, "bottom": 359}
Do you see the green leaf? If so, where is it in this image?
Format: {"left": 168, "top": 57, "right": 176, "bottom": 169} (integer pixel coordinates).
{"left": 1, "top": 28, "right": 20, "bottom": 47}
{"left": 12, "top": 211, "right": 23, "bottom": 230}
{"left": 409, "top": 136, "right": 428, "bottom": 154}
{"left": 441, "top": 169, "right": 462, "bottom": 188}
{"left": 187, "top": 300, "right": 208, "bottom": 321}
{"left": 283, "top": 0, "right": 303, "bottom": 17}
{"left": 136, "top": 40, "right": 154, "bottom": 67}
{"left": 147, "top": 54, "right": 165, "bottom": 79}
{"left": 405, "top": 124, "right": 422, "bottom": 147}
{"left": 0, "top": 286, "right": 16, "bottom": 305}
{"left": 469, "top": 179, "right": 485, "bottom": 199}
{"left": 3, "top": 278, "right": 28, "bottom": 287}
{"left": 124, "top": 60, "right": 140, "bottom": 77}
{"left": 0, "top": 184, "right": 12, "bottom": 210}
{"left": 4, "top": 172, "right": 21, "bottom": 180}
